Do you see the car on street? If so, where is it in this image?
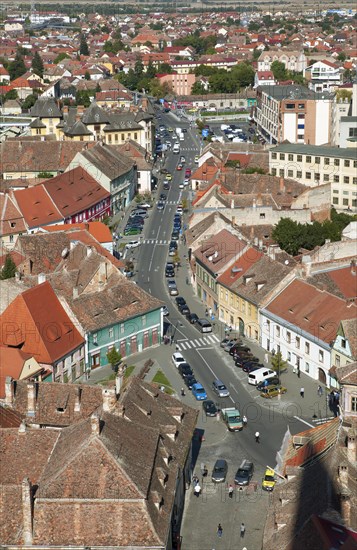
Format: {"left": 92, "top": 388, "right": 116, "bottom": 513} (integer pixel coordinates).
{"left": 172, "top": 352, "right": 185, "bottom": 368}
{"left": 184, "top": 375, "right": 197, "bottom": 390}
{"left": 157, "top": 201, "right": 165, "bottom": 211}
{"left": 262, "top": 468, "right": 276, "bottom": 491}
{"left": 180, "top": 155, "right": 185, "bottom": 163}
{"left": 235, "top": 356, "right": 260, "bottom": 367}
{"left": 234, "top": 460, "right": 254, "bottom": 486}
{"left": 175, "top": 296, "right": 186, "bottom": 307}
{"left": 186, "top": 312, "right": 199, "bottom": 324}
{"left": 171, "top": 231, "right": 180, "bottom": 241}
{"left": 168, "top": 126, "right": 173, "bottom": 132}
{"left": 178, "top": 303, "right": 190, "bottom": 315}
{"left": 162, "top": 305, "right": 169, "bottom": 316}
{"left": 138, "top": 202, "right": 151, "bottom": 209}
{"left": 211, "top": 459, "right": 228, "bottom": 483}
{"left": 212, "top": 379, "right": 230, "bottom": 398}
{"left": 202, "top": 400, "right": 218, "bottom": 417}
{"left": 260, "top": 385, "right": 287, "bottom": 398}
{"left": 220, "top": 337, "right": 236, "bottom": 348}
{"left": 229, "top": 344, "right": 251, "bottom": 356}
{"left": 194, "top": 155, "right": 199, "bottom": 163}
{"left": 125, "top": 240, "right": 141, "bottom": 249}
{"left": 176, "top": 163, "right": 183, "bottom": 171}
{"left": 168, "top": 247, "right": 176, "bottom": 256}
{"left": 169, "top": 240, "right": 178, "bottom": 249}
{"left": 183, "top": 178, "right": 190, "bottom": 186}
{"left": 242, "top": 363, "right": 264, "bottom": 373}
{"left": 179, "top": 182, "right": 184, "bottom": 189}
{"left": 130, "top": 209, "right": 148, "bottom": 218}
{"left": 178, "top": 362, "right": 193, "bottom": 378}
{"left": 124, "top": 227, "right": 142, "bottom": 236}
{"left": 159, "top": 193, "right": 167, "bottom": 201}
{"left": 185, "top": 168, "right": 191, "bottom": 178}
{"left": 182, "top": 128, "right": 187, "bottom": 132}
{"left": 256, "top": 377, "right": 280, "bottom": 390}
{"left": 163, "top": 181, "right": 170, "bottom": 190}
{"left": 192, "top": 383, "right": 207, "bottom": 401}
{"left": 176, "top": 205, "right": 183, "bottom": 214}
{"left": 166, "top": 173, "right": 172, "bottom": 181}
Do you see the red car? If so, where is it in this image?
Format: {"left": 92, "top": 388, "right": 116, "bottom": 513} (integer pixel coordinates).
{"left": 177, "top": 163, "right": 183, "bottom": 171}
{"left": 185, "top": 168, "right": 191, "bottom": 178}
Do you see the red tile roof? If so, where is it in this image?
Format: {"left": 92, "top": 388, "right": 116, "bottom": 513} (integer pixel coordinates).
{"left": 0, "top": 281, "right": 84, "bottom": 364}
{"left": 266, "top": 279, "right": 357, "bottom": 344}
{"left": 13, "top": 186, "right": 63, "bottom": 229}
{"left": 0, "top": 346, "right": 40, "bottom": 398}
{"left": 42, "top": 221, "right": 112, "bottom": 244}
{"left": 217, "top": 247, "right": 263, "bottom": 287}
{"left": 194, "top": 229, "right": 246, "bottom": 273}
{"left": 325, "top": 266, "right": 357, "bottom": 300}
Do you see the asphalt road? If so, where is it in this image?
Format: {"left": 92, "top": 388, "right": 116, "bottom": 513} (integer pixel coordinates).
{"left": 133, "top": 110, "right": 311, "bottom": 473}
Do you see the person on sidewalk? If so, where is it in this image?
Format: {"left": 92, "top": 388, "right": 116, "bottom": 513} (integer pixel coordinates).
{"left": 194, "top": 483, "right": 201, "bottom": 497}
{"left": 300, "top": 387, "right": 305, "bottom": 398}
{"left": 217, "top": 524, "right": 223, "bottom": 538}
{"left": 228, "top": 485, "right": 234, "bottom": 498}
{"left": 255, "top": 431, "right": 260, "bottom": 443}
{"left": 264, "top": 352, "right": 269, "bottom": 364}
{"left": 240, "top": 523, "right": 246, "bottom": 538}
{"left": 242, "top": 415, "right": 247, "bottom": 427}
{"left": 317, "top": 385, "right": 323, "bottom": 397}
{"left": 293, "top": 365, "right": 297, "bottom": 374}
{"left": 297, "top": 367, "right": 301, "bottom": 378}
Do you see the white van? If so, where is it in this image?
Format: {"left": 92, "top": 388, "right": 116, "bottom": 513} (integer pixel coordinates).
{"left": 173, "top": 142, "right": 180, "bottom": 154}
{"left": 179, "top": 132, "right": 184, "bottom": 141}
{"left": 248, "top": 368, "right": 276, "bottom": 386}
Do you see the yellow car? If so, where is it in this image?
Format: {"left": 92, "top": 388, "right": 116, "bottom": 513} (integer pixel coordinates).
{"left": 166, "top": 173, "right": 172, "bottom": 181}
{"left": 262, "top": 468, "right": 276, "bottom": 491}
{"left": 260, "top": 385, "right": 287, "bottom": 399}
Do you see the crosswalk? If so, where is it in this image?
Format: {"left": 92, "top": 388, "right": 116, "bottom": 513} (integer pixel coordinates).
{"left": 142, "top": 239, "right": 173, "bottom": 245}
{"left": 175, "top": 333, "right": 220, "bottom": 351}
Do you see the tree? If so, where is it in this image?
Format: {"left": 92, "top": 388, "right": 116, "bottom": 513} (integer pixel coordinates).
{"left": 337, "top": 52, "right": 347, "bottom": 62}
{"left": 7, "top": 51, "right": 26, "bottom": 81}
{"left": 134, "top": 58, "right": 144, "bottom": 77}
{"left": 31, "top": 51, "right": 44, "bottom": 78}
{"left": 157, "top": 62, "right": 173, "bottom": 74}
{"left": 54, "top": 52, "right": 70, "bottom": 64}
{"left": 0, "top": 254, "right": 17, "bottom": 280}
{"left": 271, "top": 352, "right": 288, "bottom": 384}
{"left": 146, "top": 60, "right": 156, "bottom": 79}
{"left": 233, "top": 62, "right": 255, "bottom": 88}
{"left": 253, "top": 48, "right": 261, "bottom": 60}
{"left": 22, "top": 92, "right": 38, "bottom": 110}
{"left": 79, "top": 34, "right": 89, "bottom": 56}
{"left": 106, "top": 347, "right": 122, "bottom": 371}
{"left": 4, "top": 89, "right": 18, "bottom": 100}
{"left": 84, "top": 70, "right": 91, "bottom": 80}
{"left": 271, "top": 60, "right": 287, "bottom": 81}
{"left": 191, "top": 81, "right": 207, "bottom": 95}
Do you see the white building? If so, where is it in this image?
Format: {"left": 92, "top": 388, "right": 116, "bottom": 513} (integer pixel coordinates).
{"left": 304, "top": 60, "right": 343, "bottom": 93}
{"left": 257, "top": 49, "right": 307, "bottom": 73}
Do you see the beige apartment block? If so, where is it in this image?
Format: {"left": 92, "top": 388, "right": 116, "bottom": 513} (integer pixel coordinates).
{"left": 269, "top": 143, "right": 357, "bottom": 211}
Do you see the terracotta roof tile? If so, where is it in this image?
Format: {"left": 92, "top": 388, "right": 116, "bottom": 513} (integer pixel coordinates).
{"left": 13, "top": 186, "right": 63, "bottom": 229}
{"left": 194, "top": 228, "right": 247, "bottom": 273}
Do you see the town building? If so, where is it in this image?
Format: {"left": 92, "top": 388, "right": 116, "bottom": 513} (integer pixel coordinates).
{"left": 269, "top": 143, "right": 357, "bottom": 211}
{"left": 331, "top": 81, "right": 357, "bottom": 148}
{"left": 254, "top": 70, "right": 276, "bottom": 88}
{"left": 304, "top": 59, "right": 343, "bottom": 92}
{"left": 0, "top": 192, "right": 27, "bottom": 250}
{"left": 257, "top": 49, "right": 307, "bottom": 72}
{"left": 255, "top": 85, "right": 333, "bottom": 145}
{"left": 157, "top": 72, "right": 196, "bottom": 96}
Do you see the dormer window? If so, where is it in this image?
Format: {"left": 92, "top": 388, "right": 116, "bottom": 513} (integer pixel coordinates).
{"left": 243, "top": 275, "right": 253, "bottom": 285}
{"left": 256, "top": 282, "right": 265, "bottom": 291}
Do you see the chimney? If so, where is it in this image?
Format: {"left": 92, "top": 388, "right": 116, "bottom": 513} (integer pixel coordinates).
{"left": 62, "top": 105, "right": 69, "bottom": 115}
{"left": 350, "top": 260, "right": 356, "bottom": 276}
{"left": 84, "top": 222, "right": 89, "bottom": 231}
{"left": 22, "top": 478, "right": 33, "bottom": 545}
{"left": 27, "top": 382, "right": 36, "bottom": 416}
{"left": 86, "top": 246, "right": 93, "bottom": 257}
{"left": 141, "top": 97, "right": 148, "bottom": 110}
{"left": 77, "top": 105, "right": 85, "bottom": 115}
{"left": 5, "top": 376, "right": 14, "bottom": 406}
{"left": 102, "top": 387, "right": 116, "bottom": 411}
{"left": 38, "top": 273, "right": 46, "bottom": 284}
{"left": 74, "top": 386, "right": 82, "bottom": 412}
{"left": 19, "top": 421, "right": 27, "bottom": 434}
{"left": 90, "top": 413, "right": 100, "bottom": 435}
{"left": 339, "top": 463, "right": 348, "bottom": 486}
{"left": 231, "top": 198, "right": 234, "bottom": 209}
{"left": 347, "top": 429, "right": 356, "bottom": 462}
{"left": 115, "top": 364, "right": 125, "bottom": 397}
{"left": 279, "top": 177, "right": 285, "bottom": 192}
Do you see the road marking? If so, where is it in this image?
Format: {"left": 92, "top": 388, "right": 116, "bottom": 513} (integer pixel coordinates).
{"left": 293, "top": 416, "right": 315, "bottom": 428}
{"left": 196, "top": 349, "right": 219, "bottom": 379}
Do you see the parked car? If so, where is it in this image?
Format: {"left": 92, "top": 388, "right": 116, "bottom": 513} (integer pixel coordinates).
{"left": 256, "top": 377, "right": 280, "bottom": 391}
{"left": 165, "top": 267, "right": 175, "bottom": 277}
{"left": 224, "top": 341, "right": 238, "bottom": 352}
{"left": 128, "top": 216, "right": 144, "bottom": 225}
{"left": 192, "top": 383, "right": 207, "bottom": 401}
{"left": 125, "top": 240, "right": 141, "bottom": 249}
{"left": 178, "top": 362, "right": 193, "bottom": 378}
{"left": 124, "top": 227, "right": 142, "bottom": 236}
{"left": 171, "top": 231, "right": 180, "bottom": 241}
{"left": 186, "top": 312, "right": 199, "bottom": 324}
{"left": 184, "top": 375, "right": 197, "bottom": 390}
{"left": 235, "top": 356, "right": 260, "bottom": 367}
{"left": 212, "top": 379, "right": 230, "bottom": 398}
{"left": 234, "top": 460, "right": 254, "bottom": 486}
{"left": 175, "top": 296, "right": 186, "bottom": 307}
{"left": 178, "top": 303, "right": 190, "bottom": 315}
{"left": 172, "top": 352, "right": 185, "bottom": 368}
{"left": 169, "top": 240, "right": 178, "bottom": 250}
{"left": 162, "top": 305, "right": 169, "bottom": 316}
{"left": 211, "top": 459, "right": 228, "bottom": 483}
{"left": 242, "top": 363, "right": 264, "bottom": 373}
{"left": 220, "top": 337, "right": 236, "bottom": 348}
{"left": 184, "top": 168, "right": 191, "bottom": 178}
{"left": 229, "top": 344, "right": 251, "bottom": 356}
{"left": 194, "top": 155, "right": 199, "bottom": 163}
{"left": 262, "top": 468, "right": 276, "bottom": 491}
{"left": 202, "top": 400, "right": 218, "bottom": 417}
{"left": 261, "top": 385, "right": 287, "bottom": 398}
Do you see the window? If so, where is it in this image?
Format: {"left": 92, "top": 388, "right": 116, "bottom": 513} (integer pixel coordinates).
{"left": 288, "top": 154, "right": 294, "bottom": 161}
{"left": 333, "top": 197, "right": 339, "bottom": 205}
{"left": 305, "top": 342, "right": 310, "bottom": 355}
{"left": 286, "top": 331, "right": 291, "bottom": 344}
{"left": 288, "top": 170, "right": 294, "bottom": 177}
{"left": 351, "top": 396, "right": 357, "bottom": 412}
{"left": 280, "top": 153, "right": 285, "bottom": 160}
{"left": 344, "top": 160, "right": 350, "bottom": 167}
{"left": 276, "top": 325, "right": 280, "bottom": 338}
{"left": 297, "top": 155, "right": 302, "bottom": 162}
{"left": 343, "top": 198, "right": 349, "bottom": 206}
{"left": 319, "top": 350, "right": 324, "bottom": 363}
{"left": 297, "top": 171, "right": 302, "bottom": 178}
{"left": 286, "top": 103, "right": 295, "bottom": 109}
{"left": 271, "top": 152, "right": 277, "bottom": 159}
{"left": 315, "top": 157, "right": 320, "bottom": 164}
{"left": 349, "top": 127, "right": 357, "bottom": 138}
{"left": 142, "top": 315, "right": 146, "bottom": 327}
{"left": 335, "top": 354, "right": 340, "bottom": 367}
{"left": 324, "top": 174, "right": 329, "bottom": 182}
{"left": 334, "top": 175, "right": 339, "bottom": 183}
{"left": 120, "top": 324, "right": 124, "bottom": 334}
{"left": 298, "top": 103, "right": 304, "bottom": 109}
{"left": 353, "top": 178, "right": 357, "bottom": 185}
{"left": 334, "top": 159, "right": 340, "bottom": 166}
{"left": 271, "top": 168, "right": 277, "bottom": 176}
{"left": 315, "top": 173, "right": 320, "bottom": 181}
{"left": 295, "top": 336, "right": 300, "bottom": 349}
{"left": 306, "top": 156, "right": 311, "bottom": 163}
{"left": 305, "top": 362, "right": 309, "bottom": 373}
{"left": 306, "top": 172, "right": 311, "bottom": 180}
{"left": 108, "top": 327, "right": 114, "bottom": 338}
{"left": 287, "top": 351, "right": 291, "bottom": 362}
{"left": 323, "top": 157, "right": 329, "bottom": 165}
{"left": 279, "top": 169, "right": 284, "bottom": 177}
{"left": 344, "top": 176, "right": 350, "bottom": 184}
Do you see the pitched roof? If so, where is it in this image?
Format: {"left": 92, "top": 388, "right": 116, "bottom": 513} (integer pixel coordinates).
{"left": 81, "top": 100, "right": 110, "bottom": 125}
{"left": 217, "top": 247, "right": 263, "bottom": 288}
{"left": 0, "top": 192, "right": 27, "bottom": 237}
{"left": 0, "top": 281, "right": 84, "bottom": 364}
{"left": 42, "top": 221, "right": 112, "bottom": 243}
{"left": 30, "top": 97, "right": 62, "bottom": 118}
{"left": 13, "top": 186, "right": 63, "bottom": 229}
{"left": 42, "top": 167, "right": 109, "bottom": 217}
{"left": 194, "top": 228, "right": 247, "bottom": 273}
{"left": 77, "top": 142, "right": 134, "bottom": 180}
{"left": 265, "top": 279, "right": 357, "bottom": 344}
{"left": 0, "top": 346, "right": 39, "bottom": 399}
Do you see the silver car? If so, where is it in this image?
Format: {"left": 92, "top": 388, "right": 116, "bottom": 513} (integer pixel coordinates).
{"left": 212, "top": 379, "right": 230, "bottom": 398}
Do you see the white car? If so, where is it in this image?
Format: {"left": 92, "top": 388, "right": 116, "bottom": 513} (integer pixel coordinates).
{"left": 126, "top": 240, "right": 141, "bottom": 249}
{"left": 172, "top": 352, "right": 185, "bottom": 368}
{"left": 139, "top": 202, "right": 151, "bottom": 209}
{"left": 184, "top": 178, "right": 190, "bottom": 186}
{"left": 179, "top": 182, "right": 184, "bottom": 189}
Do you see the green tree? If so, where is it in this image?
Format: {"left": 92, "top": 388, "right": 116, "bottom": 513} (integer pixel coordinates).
{"left": 272, "top": 218, "right": 303, "bottom": 256}
{"left": 8, "top": 50, "right": 26, "bottom": 81}
{"left": 233, "top": 62, "right": 255, "bottom": 88}
{"left": 0, "top": 254, "right": 17, "bottom": 279}
{"left": 337, "top": 52, "right": 347, "bottom": 62}
{"left": 79, "top": 34, "right": 89, "bottom": 56}
{"left": 157, "top": 62, "right": 174, "bottom": 74}
{"left": 248, "top": 21, "right": 260, "bottom": 31}
{"left": 75, "top": 90, "right": 92, "bottom": 107}
{"left": 271, "top": 351, "right": 288, "bottom": 383}
{"left": 191, "top": 81, "right": 207, "bottom": 95}
{"left": 106, "top": 347, "right": 122, "bottom": 371}
{"left": 54, "top": 52, "right": 70, "bottom": 64}
{"left": 4, "top": 89, "right": 18, "bottom": 100}
{"left": 253, "top": 48, "right": 261, "bottom": 60}
{"left": 271, "top": 60, "right": 287, "bottom": 81}
{"left": 134, "top": 58, "right": 144, "bottom": 77}
{"left": 31, "top": 51, "right": 44, "bottom": 78}
{"left": 22, "top": 92, "right": 38, "bottom": 110}
{"left": 37, "top": 171, "right": 54, "bottom": 178}
{"left": 146, "top": 60, "right": 156, "bottom": 79}
{"left": 84, "top": 70, "right": 91, "bottom": 80}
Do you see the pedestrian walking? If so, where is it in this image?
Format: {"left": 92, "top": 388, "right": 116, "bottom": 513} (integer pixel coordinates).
{"left": 272, "top": 348, "right": 276, "bottom": 356}
{"left": 317, "top": 385, "right": 323, "bottom": 397}
{"left": 228, "top": 485, "right": 234, "bottom": 498}
{"left": 194, "top": 483, "right": 201, "bottom": 497}
{"left": 264, "top": 352, "right": 269, "bottom": 364}
{"left": 209, "top": 307, "right": 212, "bottom": 317}
{"left": 293, "top": 365, "right": 297, "bottom": 374}
{"left": 240, "top": 523, "right": 246, "bottom": 538}
{"left": 170, "top": 335, "right": 174, "bottom": 346}
{"left": 217, "top": 524, "right": 223, "bottom": 538}
{"left": 205, "top": 308, "right": 209, "bottom": 317}
{"left": 242, "top": 415, "right": 247, "bottom": 427}
{"left": 181, "top": 388, "right": 185, "bottom": 397}
{"left": 255, "top": 431, "right": 260, "bottom": 443}
{"left": 300, "top": 387, "right": 305, "bottom": 398}
{"left": 297, "top": 367, "right": 301, "bottom": 378}
{"left": 175, "top": 344, "right": 179, "bottom": 351}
